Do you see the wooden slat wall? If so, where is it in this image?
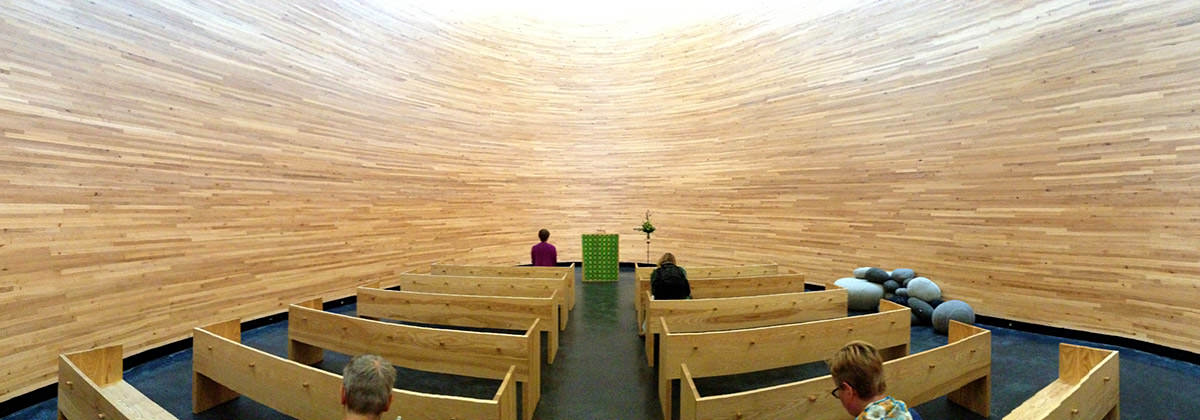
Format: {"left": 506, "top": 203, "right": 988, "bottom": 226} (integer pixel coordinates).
{"left": 1, "top": 0, "right": 1199, "bottom": 403}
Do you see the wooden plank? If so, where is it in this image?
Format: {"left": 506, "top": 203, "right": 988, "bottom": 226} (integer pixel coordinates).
{"left": 659, "top": 299, "right": 910, "bottom": 420}
{"left": 286, "top": 305, "right": 540, "bottom": 420}
{"left": 395, "top": 272, "right": 569, "bottom": 330}
{"left": 430, "top": 263, "right": 576, "bottom": 310}
{"left": 193, "top": 325, "right": 509, "bottom": 420}
{"left": 637, "top": 273, "right": 806, "bottom": 334}
{"left": 679, "top": 321, "right": 990, "bottom": 420}
{"left": 643, "top": 288, "right": 847, "bottom": 366}
{"left": 635, "top": 263, "right": 780, "bottom": 328}
{"left": 357, "top": 287, "right": 559, "bottom": 363}
{"left": 57, "top": 346, "right": 178, "bottom": 420}
{"left": 1004, "top": 344, "right": 1119, "bottom": 420}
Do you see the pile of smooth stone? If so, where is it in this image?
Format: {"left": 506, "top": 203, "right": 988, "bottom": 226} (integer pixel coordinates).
{"left": 834, "top": 267, "right": 975, "bottom": 334}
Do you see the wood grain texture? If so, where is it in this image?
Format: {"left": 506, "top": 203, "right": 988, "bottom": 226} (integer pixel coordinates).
{"left": 57, "top": 346, "right": 177, "bottom": 420}
{"left": 357, "top": 287, "right": 559, "bottom": 363}
{"left": 637, "top": 272, "right": 806, "bottom": 334}
{"left": 393, "top": 272, "right": 568, "bottom": 330}
{"left": 679, "top": 321, "right": 990, "bottom": 420}
{"left": 4, "top": 0, "right": 1200, "bottom": 402}
{"left": 193, "top": 323, "right": 514, "bottom": 420}
{"left": 658, "top": 299, "right": 911, "bottom": 419}
{"left": 1005, "top": 343, "right": 1119, "bottom": 420}
{"left": 429, "top": 263, "right": 576, "bottom": 310}
{"left": 643, "top": 288, "right": 845, "bottom": 366}
{"left": 286, "top": 304, "right": 540, "bottom": 420}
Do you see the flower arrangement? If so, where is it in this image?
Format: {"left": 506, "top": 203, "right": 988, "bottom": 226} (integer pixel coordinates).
{"left": 634, "top": 210, "right": 655, "bottom": 239}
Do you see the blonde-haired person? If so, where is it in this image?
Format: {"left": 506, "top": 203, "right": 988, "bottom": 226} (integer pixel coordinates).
{"left": 342, "top": 354, "right": 396, "bottom": 420}
{"left": 828, "top": 341, "right": 913, "bottom": 420}
{"left": 650, "top": 252, "right": 689, "bottom": 300}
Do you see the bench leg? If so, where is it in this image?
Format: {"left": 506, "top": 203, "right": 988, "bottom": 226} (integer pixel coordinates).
{"left": 192, "top": 372, "right": 239, "bottom": 413}
{"left": 547, "top": 328, "right": 559, "bottom": 364}
{"left": 288, "top": 339, "right": 324, "bottom": 365}
{"left": 1103, "top": 401, "right": 1120, "bottom": 420}
{"left": 645, "top": 333, "right": 656, "bottom": 367}
{"left": 659, "top": 377, "right": 672, "bottom": 420}
{"left": 948, "top": 374, "right": 990, "bottom": 417}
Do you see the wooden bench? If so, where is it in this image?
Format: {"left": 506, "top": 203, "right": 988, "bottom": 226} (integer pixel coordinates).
{"left": 658, "top": 299, "right": 911, "bottom": 420}
{"left": 395, "top": 272, "right": 569, "bottom": 330}
{"left": 57, "top": 346, "right": 177, "bottom": 420}
{"left": 676, "top": 320, "right": 991, "bottom": 420}
{"left": 637, "top": 272, "right": 806, "bottom": 335}
{"left": 634, "top": 263, "right": 779, "bottom": 319}
{"left": 643, "top": 286, "right": 847, "bottom": 366}
{"left": 357, "top": 286, "right": 561, "bottom": 364}
{"left": 193, "top": 319, "right": 518, "bottom": 420}
{"left": 431, "top": 263, "right": 576, "bottom": 311}
{"left": 287, "top": 303, "right": 541, "bottom": 420}
{"left": 1004, "top": 343, "right": 1119, "bottom": 420}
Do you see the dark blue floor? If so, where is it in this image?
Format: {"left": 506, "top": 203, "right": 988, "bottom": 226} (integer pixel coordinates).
{"left": 6, "top": 266, "right": 1199, "bottom": 419}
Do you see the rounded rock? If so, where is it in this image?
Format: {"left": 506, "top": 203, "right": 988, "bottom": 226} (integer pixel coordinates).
{"left": 908, "top": 297, "right": 934, "bottom": 325}
{"left": 834, "top": 277, "right": 885, "bottom": 311}
{"left": 883, "top": 280, "right": 900, "bottom": 293}
{"left": 907, "top": 277, "right": 942, "bottom": 302}
{"left": 932, "top": 300, "right": 976, "bottom": 334}
{"left": 891, "top": 268, "right": 916, "bottom": 282}
{"left": 853, "top": 267, "right": 871, "bottom": 279}
{"left": 864, "top": 268, "right": 890, "bottom": 284}
{"left": 895, "top": 288, "right": 908, "bottom": 298}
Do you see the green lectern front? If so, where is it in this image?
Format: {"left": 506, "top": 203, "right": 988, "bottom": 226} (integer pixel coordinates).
{"left": 581, "top": 233, "right": 619, "bottom": 282}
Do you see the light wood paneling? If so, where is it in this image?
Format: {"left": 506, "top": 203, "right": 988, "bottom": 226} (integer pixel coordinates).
{"left": 3, "top": 0, "right": 1200, "bottom": 403}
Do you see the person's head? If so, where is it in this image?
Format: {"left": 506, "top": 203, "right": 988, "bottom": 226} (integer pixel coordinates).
{"left": 538, "top": 228, "right": 550, "bottom": 242}
{"left": 828, "top": 341, "right": 887, "bottom": 415}
{"left": 341, "top": 354, "right": 396, "bottom": 419}
{"left": 658, "top": 252, "right": 676, "bottom": 266}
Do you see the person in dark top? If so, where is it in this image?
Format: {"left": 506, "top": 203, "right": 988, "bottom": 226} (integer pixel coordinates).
{"left": 650, "top": 252, "right": 690, "bottom": 299}
{"left": 531, "top": 228, "right": 557, "bottom": 267}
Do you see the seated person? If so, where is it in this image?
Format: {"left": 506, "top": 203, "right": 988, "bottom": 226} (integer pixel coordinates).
{"left": 650, "top": 252, "right": 690, "bottom": 299}
{"left": 341, "top": 354, "right": 397, "bottom": 420}
{"left": 531, "top": 228, "right": 557, "bottom": 267}
{"left": 828, "top": 341, "right": 913, "bottom": 420}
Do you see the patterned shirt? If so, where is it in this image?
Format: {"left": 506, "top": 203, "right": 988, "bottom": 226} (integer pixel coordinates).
{"left": 857, "top": 396, "right": 913, "bottom": 420}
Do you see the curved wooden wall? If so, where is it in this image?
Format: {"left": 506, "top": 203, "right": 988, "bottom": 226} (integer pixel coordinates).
{"left": 2, "top": 0, "right": 1199, "bottom": 402}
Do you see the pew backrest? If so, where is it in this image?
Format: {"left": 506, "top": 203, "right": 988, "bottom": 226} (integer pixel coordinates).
{"left": 357, "top": 287, "right": 560, "bottom": 363}
{"left": 677, "top": 321, "right": 991, "bottom": 420}
{"left": 396, "top": 272, "right": 568, "bottom": 330}
{"left": 658, "top": 299, "right": 911, "bottom": 420}
{"left": 287, "top": 305, "right": 540, "bottom": 420}
{"left": 193, "top": 320, "right": 517, "bottom": 420}
{"left": 643, "top": 287, "right": 847, "bottom": 366}
{"left": 431, "top": 263, "right": 576, "bottom": 310}
{"left": 636, "top": 272, "right": 806, "bottom": 334}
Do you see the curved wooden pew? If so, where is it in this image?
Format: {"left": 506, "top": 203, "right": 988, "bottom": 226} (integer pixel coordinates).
{"left": 658, "top": 299, "right": 911, "bottom": 420}
{"left": 431, "top": 263, "right": 576, "bottom": 310}
{"left": 57, "top": 346, "right": 177, "bottom": 420}
{"left": 643, "top": 286, "right": 847, "bottom": 366}
{"left": 193, "top": 319, "right": 517, "bottom": 420}
{"left": 634, "top": 263, "right": 779, "bottom": 325}
{"left": 637, "top": 273, "right": 806, "bottom": 335}
{"left": 397, "top": 272, "right": 569, "bottom": 330}
{"left": 677, "top": 321, "right": 991, "bottom": 420}
{"left": 357, "top": 286, "right": 560, "bottom": 363}
{"left": 1004, "top": 343, "right": 1119, "bottom": 420}
{"left": 286, "top": 304, "right": 541, "bottom": 420}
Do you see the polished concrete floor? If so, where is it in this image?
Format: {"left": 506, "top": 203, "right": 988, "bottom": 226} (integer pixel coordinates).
{"left": 7, "top": 266, "right": 1199, "bottom": 419}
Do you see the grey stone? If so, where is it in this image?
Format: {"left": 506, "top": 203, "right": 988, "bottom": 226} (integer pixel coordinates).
{"left": 932, "top": 300, "right": 976, "bottom": 334}
{"left": 853, "top": 267, "right": 871, "bottom": 279}
{"left": 883, "top": 280, "right": 900, "bottom": 293}
{"left": 907, "top": 277, "right": 942, "bottom": 302}
{"left": 895, "top": 288, "right": 908, "bottom": 298}
{"left": 891, "top": 268, "right": 916, "bottom": 282}
{"left": 864, "top": 268, "right": 890, "bottom": 283}
{"left": 909, "top": 297, "right": 934, "bottom": 325}
{"left": 834, "top": 277, "right": 884, "bottom": 311}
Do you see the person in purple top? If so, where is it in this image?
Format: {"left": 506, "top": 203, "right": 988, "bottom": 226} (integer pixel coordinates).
{"left": 531, "top": 228, "right": 557, "bottom": 267}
